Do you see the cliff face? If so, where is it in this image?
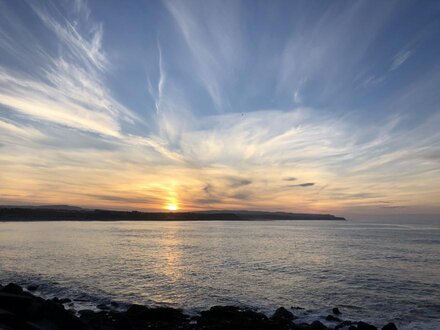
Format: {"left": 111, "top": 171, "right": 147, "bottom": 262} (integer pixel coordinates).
{"left": 0, "top": 207, "right": 345, "bottom": 221}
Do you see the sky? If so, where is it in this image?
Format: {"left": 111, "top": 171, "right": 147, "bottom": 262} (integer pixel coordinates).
{"left": 0, "top": 0, "right": 439, "bottom": 218}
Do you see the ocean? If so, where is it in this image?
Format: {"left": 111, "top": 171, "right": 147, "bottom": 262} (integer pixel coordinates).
{"left": 0, "top": 219, "right": 439, "bottom": 329}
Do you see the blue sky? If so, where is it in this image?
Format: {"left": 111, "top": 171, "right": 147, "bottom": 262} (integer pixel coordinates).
{"left": 0, "top": 0, "right": 439, "bottom": 217}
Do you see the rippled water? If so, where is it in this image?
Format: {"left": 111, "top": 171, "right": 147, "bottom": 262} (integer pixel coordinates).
{"left": 1, "top": 219, "right": 439, "bottom": 329}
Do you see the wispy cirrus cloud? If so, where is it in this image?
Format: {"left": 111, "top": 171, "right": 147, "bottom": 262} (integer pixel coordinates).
{"left": 0, "top": 1, "right": 139, "bottom": 138}
{"left": 163, "top": 0, "right": 245, "bottom": 110}
{"left": 390, "top": 49, "right": 413, "bottom": 71}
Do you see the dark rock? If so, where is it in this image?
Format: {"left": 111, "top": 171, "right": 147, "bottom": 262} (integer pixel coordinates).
{"left": 41, "top": 300, "right": 88, "bottom": 329}
{"left": 382, "top": 323, "right": 398, "bottom": 330}
{"left": 79, "top": 310, "right": 114, "bottom": 329}
{"left": 269, "top": 307, "right": 297, "bottom": 329}
{"left": 310, "top": 320, "right": 328, "bottom": 329}
{"left": 0, "top": 308, "right": 22, "bottom": 329}
{"left": 326, "top": 314, "right": 342, "bottom": 322}
{"left": 50, "top": 297, "right": 71, "bottom": 305}
{"left": 126, "top": 304, "right": 187, "bottom": 322}
{"left": 26, "top": 321, "right": 49, "bottom": 330}
{"left": 335, "top": 320, "right": 354, "bottom": 330}
{"left": 271, "top": 307, "right": 296, "bottom": 321}
{"left": 0, "top": 292, "right": 34, "bottom": 315}
{"left": 24, "top": 299, "right": 45, "bottom": 320}
{"left": 27, "top": 285, "right": 39, "bottom": 292}
{"left": 199, "top": 305, "right": 269, "bottom": 329}
{"left": 332, "top": 307, "right": 341, "bottom": 315}
{"left": 1, "top": 283, "right": 23, "bottom": 295}
{"left": 0, "top": 283, "right": 398, "bottom": 330}
{"left": 291, "top": 306, "right": 304, "bottom": 310}
{"left": 0, "top": 323, "right": 14, "bottom": 330}
{"left": 297, "top": 321, "right": 328, "bottom": 330}
{"left": 78, "top": 309, "right": 95, "bottom": 316}
{"left": 113, "top": 315, "right": 132, "bottom": 330}
{"left": 357, "top": 321, "right": 377, "bottom": 330}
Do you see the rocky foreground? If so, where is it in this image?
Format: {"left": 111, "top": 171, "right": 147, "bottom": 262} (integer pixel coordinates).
{"left": 0, "top": 283, "right": 397, "bottom": 330}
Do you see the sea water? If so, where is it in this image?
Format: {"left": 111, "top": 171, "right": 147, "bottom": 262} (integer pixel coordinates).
{"left": 1, "top": 219, "right": 439, "bottom": 329}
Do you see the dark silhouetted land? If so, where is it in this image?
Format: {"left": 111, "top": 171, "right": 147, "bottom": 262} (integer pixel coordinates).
{"left": 0, "top": 205, "right": 345, "bottom": 221}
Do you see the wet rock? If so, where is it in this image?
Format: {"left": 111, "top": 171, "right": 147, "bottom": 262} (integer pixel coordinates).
{"left": 381, "top": 323, "right": 398, "bottom": 330}
{"left": 271, "top": 307, "right": 296, "bottom": 321}
{"left": 309, "top": 320, "right": 328, "bottom": 329}
{"left": 126, "top": 304, "right": 187, "bottom": 322}
{"left": 0, "top": 308, "right": 23, "bottom": 329}
{"left": 332, "top": 307, "right": 341, "bottom": 315}
{"left": 24, "top": 299, "right": 45, "bottom": 320}
{"left": 335, "top": 320, "right": 354, "bottom": 330}
{"left": 97, "top": 303, "right": 110, "bottom": 310}
{"left": 291, "top": 306, "right": 304, "bottom": 310}
{"left": 297, "top": 321, "right": 328, "bottom": 330}
{"left": 78, "top": 309, "right": 96, "bottom": 317}
{"left": 0, "top": 287, "right": 86, "bottom": 330}
{"left": 1, "top": 283, "right": 23, "bottom": 295}
{"left": 357, "top": 321, "right": 377, "bottom": 330}
{"left": 113, "top": 315, "right": 132, "bottom": 330}
{"left": 110, "top": 301, "right": 119, "bottom": 307}
{"left": 0, "top": 292, "right": 34, "bottom": 315}
{"left": 42, "top": 300, "right": 88, "bottom": 329}
{"left": 27, "top": 284, "right": 39, "bottom": 292}
{"left": 79, "top": 310, "right": 114, "bottom": 329}
{"left": 0, "top": 282, "right": 402, "bottom": 330}
{"left": 325, "top": 314, "right": 342, "bottom": 322}
{"left": 199, "top": 305, "right": 269, "bottom": 329}
{"left": 269, "top": 307, "right": 297, "bottom": 329}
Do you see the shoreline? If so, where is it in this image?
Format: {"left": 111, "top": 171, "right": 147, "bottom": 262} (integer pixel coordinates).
{"left": 0, "top": 282, "right": 397, "bottom": 330}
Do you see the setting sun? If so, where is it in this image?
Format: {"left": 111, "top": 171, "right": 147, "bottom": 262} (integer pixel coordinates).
{"left": 165, "top": 203, "right": 178, "bottom": 211}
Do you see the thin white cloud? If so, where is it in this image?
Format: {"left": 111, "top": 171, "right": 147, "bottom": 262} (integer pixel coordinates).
{"left": 29, "top": 1, "right": 107, "bottom": 72}
{"left": 0, "top": 1, "right": 140, "bottom": 137}
{"left": 163, "top": 0, "right": 244, "bottom": 110}
{"left": 0, "top": 118, "right": 45, "bottom": 141}
{"left": 390, "top": 49, "right": 413, "bottom": 71}
{"left": 155, "top": 42, "right": 166, "bottom": 113}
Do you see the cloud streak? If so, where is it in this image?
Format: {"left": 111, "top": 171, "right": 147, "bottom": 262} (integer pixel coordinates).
{"left": 0, "top": 1, "right": 140, "bottom": 138}
{"left": 390, "top": 49, "right": 413, "bottom": 71}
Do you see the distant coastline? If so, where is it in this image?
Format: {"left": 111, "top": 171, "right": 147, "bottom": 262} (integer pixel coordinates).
{"left": 0, "top": 205, "right": 345, "bottom": 221}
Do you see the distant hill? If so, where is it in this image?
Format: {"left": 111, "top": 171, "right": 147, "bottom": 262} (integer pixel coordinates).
{"left": 0, "top": 206, "right": 345, "bottom": 221}
{"left": 1, "top": 204, "right": 83, "bottom": 211}
{"left": 197, "top": 210, "right": 346, "bottom": 220}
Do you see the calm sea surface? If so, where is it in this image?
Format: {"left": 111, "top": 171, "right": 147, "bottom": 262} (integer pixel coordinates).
{"left": 1, "top": 219, "right": 439, "bottom": 329}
